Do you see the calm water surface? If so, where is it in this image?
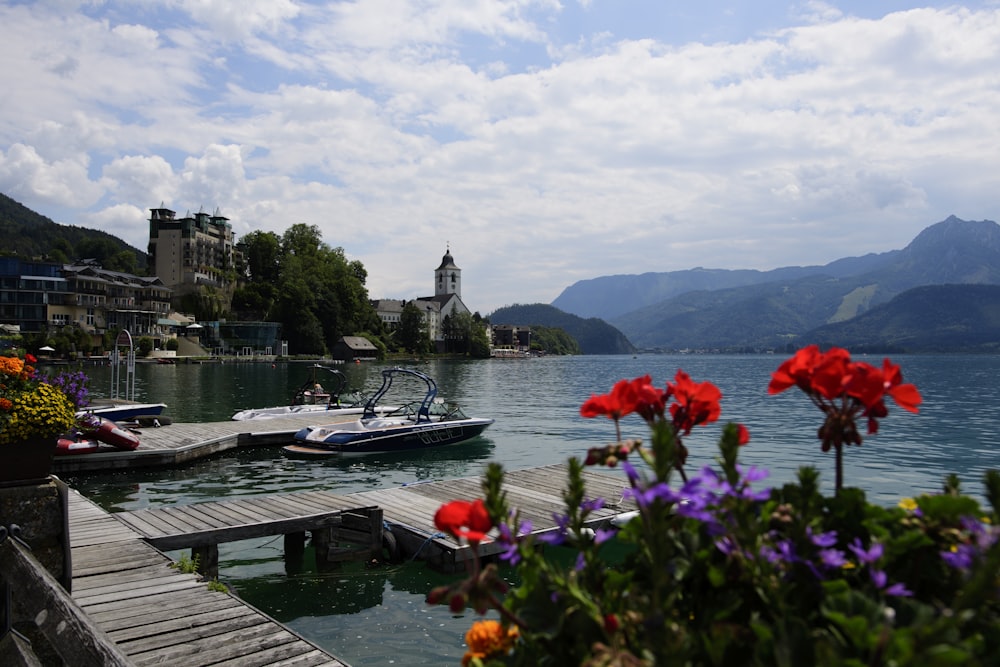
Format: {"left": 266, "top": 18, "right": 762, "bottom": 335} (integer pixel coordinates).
{"left": 63, "top": 354, "right": 1000, "bottom": 666}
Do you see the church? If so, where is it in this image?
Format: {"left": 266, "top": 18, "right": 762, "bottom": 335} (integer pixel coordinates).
{"left": 371, "top": 247, "right": 472, "bottom": 351}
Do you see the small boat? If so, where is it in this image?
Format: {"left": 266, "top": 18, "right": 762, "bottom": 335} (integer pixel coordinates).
{"left": 77, "top": 414, "right": 141, "bottom": 451}
{"left": 232, "top": 365, "right": 373, "bottom": 420}
{"left": 82, "top": 400, "right": 167, "bottom": 422}
{"left": 491, "top": 347, "right": 531, "bottom": 359}
{"left": 285, "top": 368, "right": 493, "bottom": 457}
{"left": 55, "top": 434, "right": 102, "bottom": 456}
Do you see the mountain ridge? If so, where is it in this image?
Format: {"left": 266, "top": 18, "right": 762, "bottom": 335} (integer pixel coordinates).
{"left": 553, "top": 216, "right": 1000, "bottom": 351}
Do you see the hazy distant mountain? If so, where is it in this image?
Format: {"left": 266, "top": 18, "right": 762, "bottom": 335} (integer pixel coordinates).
{"left": 489, "top": 303, "right": 636, "bottom": 355}
{"left": 551, "top": 253, "right": 898, "bottom": 320}
{"left": 571, "top": 216, "right": 1000, "bottom": 351}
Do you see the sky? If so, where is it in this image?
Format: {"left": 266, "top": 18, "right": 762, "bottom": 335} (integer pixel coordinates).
{"left": 1, "top": 1, "right": 998, "bottom": 315}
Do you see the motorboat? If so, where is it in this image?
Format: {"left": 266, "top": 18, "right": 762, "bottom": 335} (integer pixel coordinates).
{"left": 284, "top": 367, "right": 493, "bottom": 457}
{"left": 232, "top": 365, "right": 371, "bottom": 420}
{"left": 81, "top": 400, "right": 167, "bottom": 421}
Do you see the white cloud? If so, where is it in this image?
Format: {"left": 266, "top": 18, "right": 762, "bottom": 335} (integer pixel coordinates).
{"left": 0, "top": 2, "right": 998, "bottom": 313}
{"left": 80, "top": 203, "right": 150, "bottom": 251}
{"left": 0, "top": 143, "right": 103, "bottom": 208}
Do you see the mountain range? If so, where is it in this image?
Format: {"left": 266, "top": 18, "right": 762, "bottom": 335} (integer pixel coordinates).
{"left": 552, "top": 216, "right": 1000, "bottom": 352}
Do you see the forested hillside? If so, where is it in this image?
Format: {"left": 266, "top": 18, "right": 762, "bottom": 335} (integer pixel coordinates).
{"left": 0, "top": 193, "right": 147, "bottom": 272}
{"left": 490, "top": 303, "right": 635, "bottom": 355}
{"left": 801, "top": 284, "right": 1000, "bottom": 353}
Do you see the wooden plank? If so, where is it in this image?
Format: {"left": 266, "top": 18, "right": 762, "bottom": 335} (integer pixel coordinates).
{"left": 228, "top": 648, "right": 344, "bottom": 667}
{"left": 212, "top": 497, "right": 279, "bottom": 524}
{"left": 114, "top": 508, "right": 186, "bottom": 538}
{"left": 209, "top": 643, "right": 342, "bottom": 667}
{"left": 180, "top": 500, "right": 263, "bottom": 527}
{"left": 106, "top": 604, "right": 259, "bottom": 643}
{"left": 0, "top": 538, "right": 132, "bottom": 666}
{"left": 87, "top": 595, "right": 245, "bottom": 627}
{"left": 227, "top": 496, "right": 300, "bottom": 521}
{"left": 71, "top": 563, "right": 183, "bottom": 591}
{"left": 157, "top": 503, "right": 220, "bottom": 531}
{"left": 78, "top": 587, "right": 229, "bottom": 617}
{"left": 73, "top": 552, "right": 167, "bottom": 577}
{"left": 72, "top": 577, "right": 206, "bottom": 607}
{"left": 127, "top": 624, "right": 291, "bottom": 666}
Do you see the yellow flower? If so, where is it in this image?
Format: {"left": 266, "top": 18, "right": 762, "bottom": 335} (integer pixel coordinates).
{"left": 0, "top": 356, "right": 78, "bottom": 446}
{"left": 461, "top": 620, "right": 519, "bottom": 667}
{"left": 898, "top": 498, "right": 918, "bottom": 512}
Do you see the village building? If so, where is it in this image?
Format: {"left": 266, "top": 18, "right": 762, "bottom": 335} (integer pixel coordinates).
{"left": 372, "top": 247, "right": 473, "bottom": 352}
{"left": 0, "top": 257, "right": 174, "bottom": 354}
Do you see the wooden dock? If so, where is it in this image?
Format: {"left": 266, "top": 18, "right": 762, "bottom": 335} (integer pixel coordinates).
{"left": 52, "top": 412, "right": 354, "bottom": 474}
{"left": 63, "top": 463, "right": 635, "bottom": 665}
{"left": 102, "top": 463, "right": 634, "bottom": 572}
{"left": 44, "top": 412, "right": 638, "bottom": 664}
{"left": 68, "top": 489, "right": 350, "bottom": 666}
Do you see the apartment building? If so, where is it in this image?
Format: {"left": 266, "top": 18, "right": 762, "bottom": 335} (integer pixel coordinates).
{"left": 0, "top": 257, "right": 172, "bottom": 351}
{"left": 147, "top": 206, "right": 238, "bottom": 298}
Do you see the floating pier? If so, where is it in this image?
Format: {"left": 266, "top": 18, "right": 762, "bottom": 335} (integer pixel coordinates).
{"left": 60, "top": 463, "right": 636, "bottom": 665}
{"left": 68, "top": 489, "right": 350, "bottom": 666}
{"left": 52, "top": 412, "right": 353, "bottom": 474}
{"left": 42, "top": 415, "right": 638, "bottom": 665}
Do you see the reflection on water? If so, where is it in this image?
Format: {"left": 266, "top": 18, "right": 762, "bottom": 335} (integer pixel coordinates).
{"left": 63, "top": 354, "right": 1000, "bottom": 667}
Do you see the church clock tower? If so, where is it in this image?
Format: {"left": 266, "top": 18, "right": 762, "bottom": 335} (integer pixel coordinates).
{"left": 435, "top": 246, "right": 461, "bottom": 299}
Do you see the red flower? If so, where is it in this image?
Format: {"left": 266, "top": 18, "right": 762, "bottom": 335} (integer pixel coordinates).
{"left": 736, "top": 423, "right": 751, "bottom": 446}
{"left": 25, "top": 353, "right": 37, "bottom": 364}
{"left": 581, "top": 376, "right": 643, "bottom": 421}
{"left": 604, "top": 613, "right": 620, "bottom": 633}
{"left": 769, "top": 346, "right": 922, "bottom": 465}
{"left": 668, "top": 370, "right": 722, "bottom": 435}
{"left": 880, "top": 358, "right": 922, "bottom": 413}
{"left": 434, "top": 499, "right": 494, "bottom": 544}
{"left": 768, "top": 345, "right": 823, "bottom": 394}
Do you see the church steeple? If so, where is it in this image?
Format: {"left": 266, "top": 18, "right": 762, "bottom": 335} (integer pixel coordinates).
{"left": 435, "top": 244, "right": 461, "bottom": 299}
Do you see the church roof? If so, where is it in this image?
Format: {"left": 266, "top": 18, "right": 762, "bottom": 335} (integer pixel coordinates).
{"left": 435, "top": 247, "right": 459, "bottom": 271}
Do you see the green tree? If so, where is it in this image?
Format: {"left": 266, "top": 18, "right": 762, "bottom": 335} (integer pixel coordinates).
{"left": 231, "top": 223, "right": 378, "bottom": 356}
{"left": 398, "top": 302, "right": 430, "bottom": 354}
{"left": 137, "top": 336, "right": 154, "bottom": 357}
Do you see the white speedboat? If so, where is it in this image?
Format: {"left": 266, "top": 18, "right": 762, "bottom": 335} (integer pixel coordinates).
{"left": 285, "top": 368, "right": 493, "bottom": 457}
{"left": 232, "top": 365, "right": 370, "bottom": 420}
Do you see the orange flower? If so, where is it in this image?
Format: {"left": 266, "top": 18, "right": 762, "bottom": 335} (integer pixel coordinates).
{"left": 461, "top": 620, "right": 519, "bottom": 666}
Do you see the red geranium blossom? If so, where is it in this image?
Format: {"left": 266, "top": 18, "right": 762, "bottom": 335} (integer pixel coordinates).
{"left": 768, "top": 345, "right": 922, "bottom": 493}
{"left": 434, "top": 499, "right": 494, "bottom": 544}
{"left": 668, "top": 370, "right": 722, "bottom": 435}
{"left": 580, "top": 375, "right": 649, "bottom": 421}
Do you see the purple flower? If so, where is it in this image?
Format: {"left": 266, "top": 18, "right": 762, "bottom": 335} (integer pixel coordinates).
{"left": 871, "top": 568, "right": 912, "bottom": 597}
{"left": 941, "top": 545, "right": 974, "bottom": 570}
{"left": 621, "top": 460, "right": 640, "bottom": 485}
{"left": 581, "top": 497, "right": 605, "bottom": 513}
{"left": 819, "top": 548, "right": 847, "bottom": 568}
{"left": 809, "top": 528, "right": 838, "bottom": 548}
{"left": 497, "top": 520, "right": 531, "bottom": 565}
{"left": 848, "top": 539, "right": 883, "bottom": 564}
{"left": 594, "top": 527, "right": 616, "bottom": 545}
{"left": 538, "top": 513, "right": 570, "bottom": 546}
{"left": 884, "top": 582, "right": 913, "bottom": 597}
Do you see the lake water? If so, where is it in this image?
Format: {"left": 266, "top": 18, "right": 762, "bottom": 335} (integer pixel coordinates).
{"left": 62, "top": 354, "right": 1000, "bottom": 666}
